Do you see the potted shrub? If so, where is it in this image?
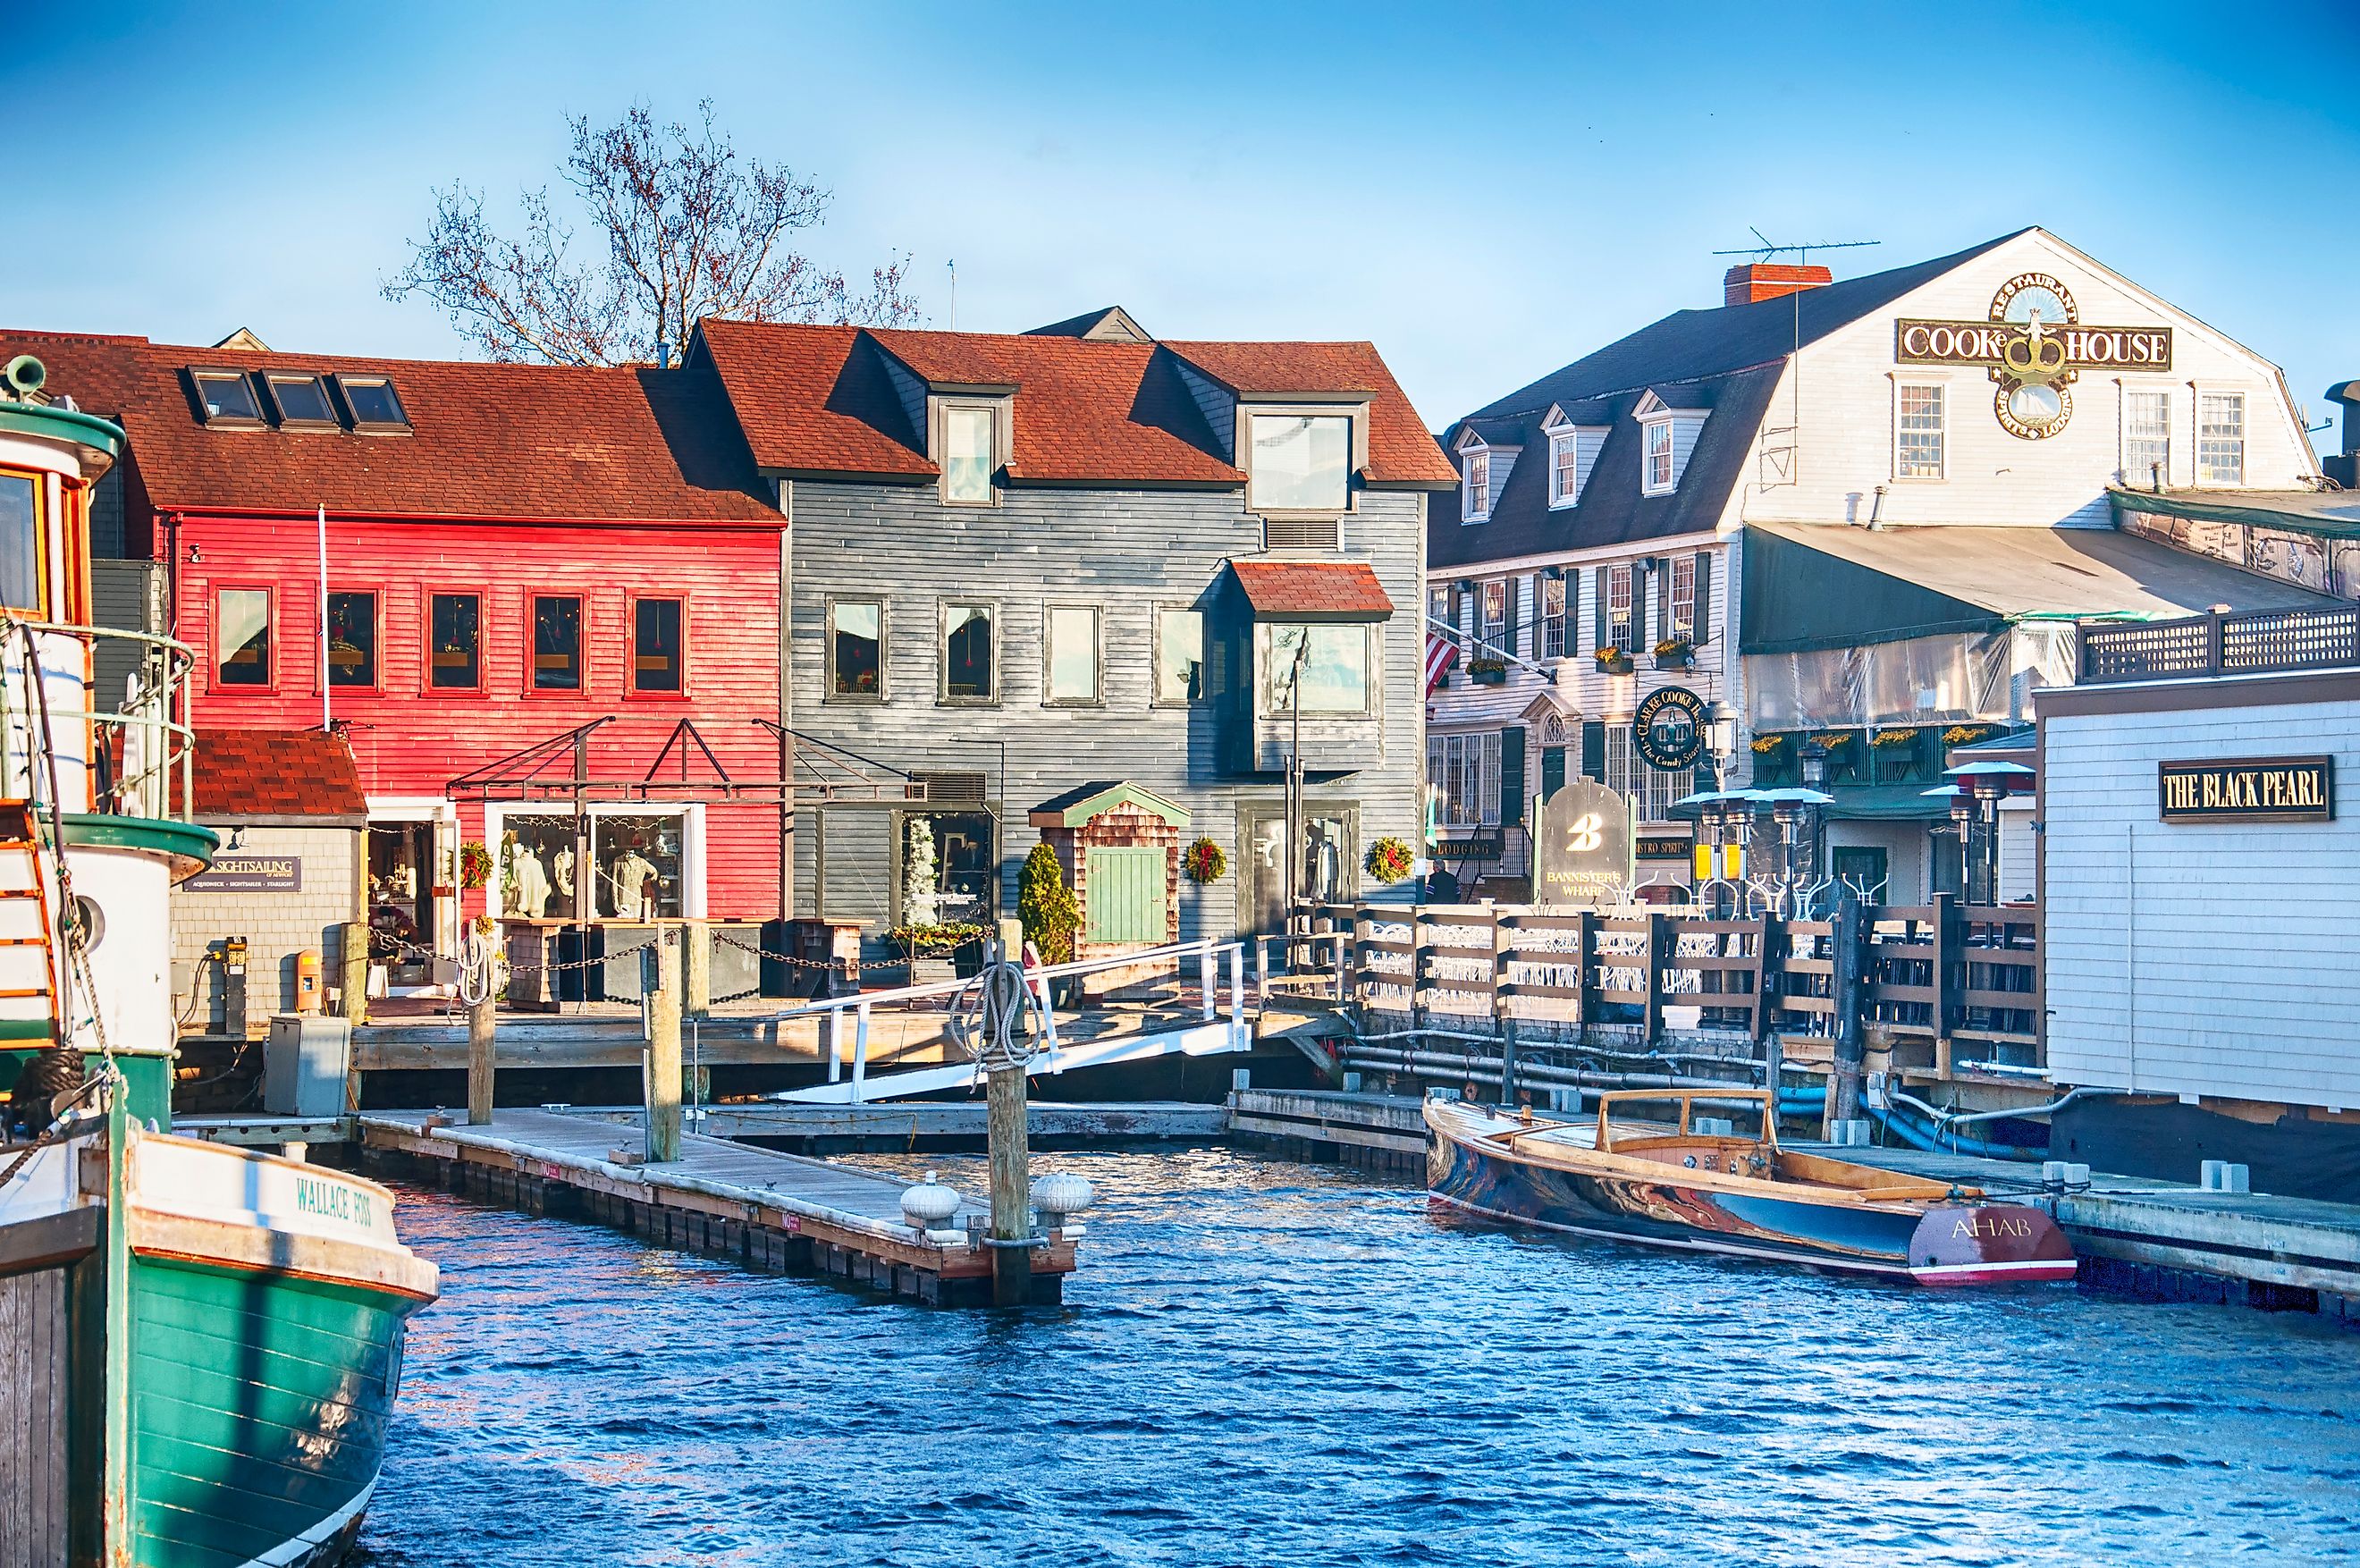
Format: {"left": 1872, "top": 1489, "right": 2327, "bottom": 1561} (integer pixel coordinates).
{"left": 1017, "top": 843, "right": 1079, "bottom": 965}
{"left": 1651, "top": 636, "right": 1694, "bottom": 671}
{"left": 1467, "top": 655, "right": 1509, "bottom": 686}
{"left": 1592, "top": 645, "right": 1634, "bottom": 676}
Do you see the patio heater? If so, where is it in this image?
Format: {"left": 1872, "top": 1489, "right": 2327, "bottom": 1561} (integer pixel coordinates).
{"left": 1798, "top": 740, "right": 1832, "bottom": 898}
{"left": 1944, "top": 762, "right": 2033, "bottom": 905}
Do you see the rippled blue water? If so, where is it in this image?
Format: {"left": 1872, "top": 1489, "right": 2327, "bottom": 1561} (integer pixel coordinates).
{"left": 354, "top": 1146, "right": 2360, "bottom": 1567}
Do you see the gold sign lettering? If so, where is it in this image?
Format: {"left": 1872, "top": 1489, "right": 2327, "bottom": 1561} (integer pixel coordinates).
{"left": 2158, "top": 757, "right": 2335, "bottom": 823}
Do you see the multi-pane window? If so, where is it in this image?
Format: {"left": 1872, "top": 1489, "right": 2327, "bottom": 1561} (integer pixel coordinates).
{"left": 1667, "top": 555, "right": 1698, "bottom": 642}
{"left": 1045, "top": 605, "right": 1100, "bottom": 704}
{"left": 941, "top": 405, "right": 997, "bottom": 503}
{"left": 1261, "top": 623, "right": 1370, "bottom": 714}
{"left": 1427, "top": 586, "right": 1455, "bottom": 650}
{"left": 1644, "top": 421, "right": 1673, "bottom": 493}
{"left": 531, "top": 595, "right": 583, "bottom": 690}
{"left": 1896, "top": 384, "right": 1945, "bottom": 478}
{"left": 1550, "top": 431, "right": 1579, "bottom": 507}
{"left": 2198, "top": 392, "right": 2246, "bottom": 485}
{"left": 829, "top": 598, "right": 882, "bottom": 698}
{"left": 1540, "top": 574, "right": 1567, "bottom": 658}
{"left": 1157, "top": 607, "right": 1204, "bottom": 703}
{"left": 0, "top": 473, "right": 38, "bottom": 611}
{"left": 634, "top": 598, "right": 683, "bottom": 693}
{"left": 2124, "top": 390, "right": 2171, "bottom": 485}
{"left": 1427, "top": 731, "right": 1502, "bottom": 828}
{"left": 1605, "top": 564, "right": 1634, "bottom": 651}
{"left": 1605, "top": 724, "right": 1684, "bottom": 822}
{"left": 429, "top": 594, "right": 480, "bottom": 688}
{"left": 943, "top": 603, "right": 996, "bottom": 701}
{"left": 1250, "top": 414, "right": 1351, "bottom": 512}
{"left": 217, "top": 588, "right": 273, "bottom": 687}
{"left": 1461, "top": 448, "right": 1489, "bottom": 521}
{"left": 327, "top": 591, "right": 377, "bottom": 687}
{"left": 1479, "top": 579, "right": 1508, "bottom": 657}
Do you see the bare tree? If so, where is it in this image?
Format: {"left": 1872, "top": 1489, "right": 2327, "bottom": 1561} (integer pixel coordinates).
{"left": 385, "top": 101, "right": 917, "bottom": 366}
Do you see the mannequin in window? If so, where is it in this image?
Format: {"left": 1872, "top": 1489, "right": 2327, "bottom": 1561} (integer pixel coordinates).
{"left": 610, "top": 847, "right": 659, "bottom": 921}
{"left": 509, "top": 841, "right": 552, "bottom": 919}
{"left": 552, "top": 847, "right": 576, "bottom": 916}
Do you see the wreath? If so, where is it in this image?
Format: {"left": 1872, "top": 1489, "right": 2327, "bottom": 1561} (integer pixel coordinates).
{"left": 1366, "top": 837, "right": 1415, "bottom": 885}
{"left": 458, "top": 840, "right": 494, "bottom": 890}
{"left": 1182, "top": 837, "right": 1227, "bottom": 884}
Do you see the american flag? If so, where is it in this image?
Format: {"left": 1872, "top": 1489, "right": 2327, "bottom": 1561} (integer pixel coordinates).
{"left": 1424, "top": 632, "right": 1458, "bottom": 696}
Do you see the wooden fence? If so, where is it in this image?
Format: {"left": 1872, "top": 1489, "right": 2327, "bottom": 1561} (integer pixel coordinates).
{"left": 1290, "top": 894, "right": 2042, "bottom": 1072}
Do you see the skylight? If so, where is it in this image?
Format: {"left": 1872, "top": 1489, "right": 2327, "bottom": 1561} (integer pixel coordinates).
{"left": 264, "top": 372, "right": 339, "bottom": 429}
{"left": 190, "top": 369, "right": 265, "bottom": 427}
{"left": 333, "top": 374, "right": 411, "bottom": 433}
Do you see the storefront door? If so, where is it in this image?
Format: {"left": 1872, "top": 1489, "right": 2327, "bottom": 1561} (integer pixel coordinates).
{"left": 367, "top": 822, "right": 435, "bottom": 977}
{"left": 1238, "top": 801, "right": 1359, "bottom": 935}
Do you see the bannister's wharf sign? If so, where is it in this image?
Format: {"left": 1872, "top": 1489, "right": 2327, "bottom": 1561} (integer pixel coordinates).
{"left": 2157, "top": 756, "right": 2334, "bottom": 823}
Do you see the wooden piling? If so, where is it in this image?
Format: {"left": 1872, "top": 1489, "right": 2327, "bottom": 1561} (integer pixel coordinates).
{"left": 466, "top": 988, "right": 496, "bottom": 1126}
{"left": 1827, "top": 890, "right": 1867, "bottom": 1135}
{"left": 647, "top": 925, "right": 683, "bottom": 1164}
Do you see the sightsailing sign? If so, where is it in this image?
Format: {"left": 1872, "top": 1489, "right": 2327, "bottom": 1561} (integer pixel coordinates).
{"left": 2157, "top": 756, "right": 2334, "bottom": 823}
{"left": 1535, "top": 780, "right": 1634, "bottom": 906}
{"left": 1893, "top": 273, "right": 2173, "bottom": 441}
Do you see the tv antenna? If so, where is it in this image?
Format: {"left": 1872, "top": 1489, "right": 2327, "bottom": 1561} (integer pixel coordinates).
{"left": 1712, "top": 227, "right": 1882, "bottom": 267}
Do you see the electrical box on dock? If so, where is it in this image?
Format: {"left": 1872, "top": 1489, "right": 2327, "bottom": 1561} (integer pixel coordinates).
{"left": 266, "top": 1014, "right": 352, "bottom": 1117}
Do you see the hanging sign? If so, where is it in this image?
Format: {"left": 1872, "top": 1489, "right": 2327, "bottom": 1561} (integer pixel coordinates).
{"left": 1435, "top": 831, "right": 1506, "bottom": 862}
{"left": 1893, "top": 273, "right": 2173, "bottom": 441}
{"left": 183, "top": 855, "right": 303, "bottom": 893}
{"left": 1535, "top": 780, "right": 1633, "bottom": 906}
{"left": 1631, "top": 686, "right": 1706, "bottom": 771}
{"left": 2157, "top": 756, "right": 2333, "bottom": 823}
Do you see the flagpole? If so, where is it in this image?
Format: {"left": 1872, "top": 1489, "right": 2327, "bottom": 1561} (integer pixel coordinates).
{"left": 317, "top": 502, "right": 331, "bottom": 731}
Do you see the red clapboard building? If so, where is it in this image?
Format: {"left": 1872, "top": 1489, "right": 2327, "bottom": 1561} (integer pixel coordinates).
{"left": 21, "top": 331, "right": 785, "bottom": 982}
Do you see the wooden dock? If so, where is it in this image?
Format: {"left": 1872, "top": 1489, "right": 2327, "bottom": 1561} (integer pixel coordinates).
{"left": 571, "top": 1099, "right": 1225, "bottom": 1151}
{"left": 354, "top": 1108, "right": 1077, "bottom": 1305}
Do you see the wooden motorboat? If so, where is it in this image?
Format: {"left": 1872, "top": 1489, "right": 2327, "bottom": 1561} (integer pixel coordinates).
{"left": 1426, "top": 1090, "right": 2075, "bottom": 1286}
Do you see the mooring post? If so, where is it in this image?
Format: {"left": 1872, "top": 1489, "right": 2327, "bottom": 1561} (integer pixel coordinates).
{"left": 466, "top": 984, "right": 496, "bottom": 1126}
{"left": 647, "top": 924, "right": 683, "bottom": 1163}
{"left": 1826, "top": 890, "right": 1867, "bottom": 1138}
{"left": 340, "top": 919, "right": 370, "bottom": 1110}
{"left": 986, "top": 919, "right": 1032, "bottom": 1309}
{"left": 1494, "top": 914, "right": 1519, "bottom": 1106}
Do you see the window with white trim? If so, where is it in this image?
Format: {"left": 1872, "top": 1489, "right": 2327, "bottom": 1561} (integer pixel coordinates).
{"left": 1666, "top": 555, "right": 1697, "bottom": 642}
{"left": 1643, "top": 419, "right": 1673, "bottom": 494}
{"left": 2124, "top": 389, "right": 2171, "bottom": 485}
{"left": 1539, "top": 574, "right": 1567, "bottom": 658}
{"left": 2197, "top": 392, "right": 2245, "bottom": 485}
{"left": 1605, "top": 724, "right": 1684, "bottom": 822}
{"left": 1549, "top": 430, "right": 1579, "bottom": 507}
{"left": 1427, "top": 586, "right": 1457, "bottom": 651}
{"left": 1427, "top": 731, "right": 1501, "bottom": 828}
{"left": 1249, "top": 413, "right": 1352, "bottom": 512}
{"left": 1479, "top": 579, "right": 1507, "bottom": 656}
{"left": 940, "top": 405, "right": 998, "bottom": 504}
{"left": 1896, "top": 384, "right": 1944, "bottom": 478}
{"left": 1462, "top": 447, "right": 1490, "bottom": 521}
{"left": 1605, "top": 563, "right": 1633, "bottom": 651}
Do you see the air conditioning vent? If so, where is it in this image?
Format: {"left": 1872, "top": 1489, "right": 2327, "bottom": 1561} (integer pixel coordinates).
{"left": 911, "top": 770, "right": 988, "bottom": 804}
{"left": 1263, "top": 517, "right": 1341, "bottom": 553}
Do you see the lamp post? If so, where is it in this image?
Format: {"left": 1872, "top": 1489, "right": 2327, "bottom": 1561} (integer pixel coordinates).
{"left": 1968, "top": 773, "right": 2009, "bottom": 905}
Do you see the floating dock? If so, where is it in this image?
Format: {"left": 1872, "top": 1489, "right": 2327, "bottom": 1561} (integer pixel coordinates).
{"left": 354, "top": 1108, "right": 1077, "bottom": 1305}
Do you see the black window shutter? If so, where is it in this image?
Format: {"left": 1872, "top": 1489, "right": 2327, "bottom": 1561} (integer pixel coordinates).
{"left": 1693, "top": 550, "right": 1713, "bottom": 644}
{"left": 1504, "top": 577, "right": 1521, "bottom": 660}
{"left": 1501, "top": 725, "right": 1526, "bottom": 823}
{"left": 1580, "top": 720, "right": 1606, "bottom": 781}
{"left": 1593, "top": 572, "right": 1608, "bottom": 655}
{"left": 1654, "top": 563, "right": 1671, "bottom": 650}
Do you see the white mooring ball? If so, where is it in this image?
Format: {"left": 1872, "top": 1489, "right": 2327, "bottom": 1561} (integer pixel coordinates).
{"left": 900, "top": 1171, "right": 961, "bottom": 1228}
{"left": 1031, "top": 1171, "right": 1096, "bottom": 1218}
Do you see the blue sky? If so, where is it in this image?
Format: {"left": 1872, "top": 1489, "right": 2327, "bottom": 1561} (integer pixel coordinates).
{"left": 6, "top": 2, "right": 2357, "bottom": 442}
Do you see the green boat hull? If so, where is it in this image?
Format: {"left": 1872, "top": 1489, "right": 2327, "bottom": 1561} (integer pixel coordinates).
{"left": 124, "top": 1251, "right": 418, "bottom": 1567}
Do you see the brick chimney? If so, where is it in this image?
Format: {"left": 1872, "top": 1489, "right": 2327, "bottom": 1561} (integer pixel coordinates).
{"left": 1724, "top": 263, "right": 1833, "bottom": 308}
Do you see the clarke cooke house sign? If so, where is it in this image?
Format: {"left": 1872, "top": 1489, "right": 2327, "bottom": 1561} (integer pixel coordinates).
{"left": 1895, "top": 273, "right": 2173, "bottom": 441}
{"left": 1631, "top": 686, "right": 1707, "bottom": 772}
{"left": 2158, "top": 756, "right": 2334, "bottom": 823}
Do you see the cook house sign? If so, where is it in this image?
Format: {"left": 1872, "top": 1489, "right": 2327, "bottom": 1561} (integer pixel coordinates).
{"left": 1894, "top": 273, "right": 2173, "bottom": 440}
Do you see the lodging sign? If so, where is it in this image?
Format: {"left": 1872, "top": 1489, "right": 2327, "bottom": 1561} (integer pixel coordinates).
{"left": 1893, "top": 272, "right": 2173, "bottom": 441}
{"left": 182, "top": 854, "right": 303, "bottom": 893}
{"left": 1535, "top": 780, "right": 1634, "bottom": 906}
{"left": 2157, "top": 756, "right": 2334, "bottom": 823}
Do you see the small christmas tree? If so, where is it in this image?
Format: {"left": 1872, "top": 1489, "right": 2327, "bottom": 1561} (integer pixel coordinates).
{"left": 903, "top": 816, "right": 940, "bottom": 928}
{"left": 1017, "top": 841, "right": 1080, "bottom": 964}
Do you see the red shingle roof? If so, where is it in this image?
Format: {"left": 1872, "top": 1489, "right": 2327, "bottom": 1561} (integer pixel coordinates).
{"left": 188, "top": 729, "right": 370, "bottom": 821}
{"left": 6, "top": 331, "right": 777, "bottom": 524}
{"left": 695, "top": 319, "right": 1455, "bottom": 489}
{"left": 1230, "top": 561, "right": 1396, "bottom": 618}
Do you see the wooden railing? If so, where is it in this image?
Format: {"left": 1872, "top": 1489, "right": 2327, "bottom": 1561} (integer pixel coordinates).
{"left": 1289, "top": 894, "right": 2043, "bottom": 1071}
{"left": 2081, "top": 603, "right": 2360, "bottom": 684}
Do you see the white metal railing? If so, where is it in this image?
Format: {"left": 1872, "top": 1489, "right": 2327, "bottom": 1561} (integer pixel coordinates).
{"left": 756, "top": 937, "right": 1255, "bottom": 1104}
{"left": 0, "top": 618, "right": 198, "bottom": 822}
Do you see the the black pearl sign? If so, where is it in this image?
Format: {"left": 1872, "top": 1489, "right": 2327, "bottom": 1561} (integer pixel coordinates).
{"left": 1631, "top": 685, "right": 1706, "bottom": 771}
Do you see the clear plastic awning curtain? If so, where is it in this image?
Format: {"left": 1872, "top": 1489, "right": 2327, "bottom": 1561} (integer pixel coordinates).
{"left": 1743, "top": 626, "right": 2074, "bottom": 729}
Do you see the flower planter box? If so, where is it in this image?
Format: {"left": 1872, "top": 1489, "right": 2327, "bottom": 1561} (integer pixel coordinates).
{"left": 1593, "top": 653, "right": 1635, "bottom": 677}
{"left": 1469, "top": 666, "right": 1508, "bottom": 687}
{"left": 907, "top": 956, "right": 957, "bottom": 988}
{"left": 1652, "top": 651, "right": 1693, "bottom": 671}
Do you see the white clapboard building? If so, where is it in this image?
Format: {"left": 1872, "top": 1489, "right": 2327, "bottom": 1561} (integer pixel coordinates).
{"left": 1428, "top": 227, "right": 2327, "bottom": 903}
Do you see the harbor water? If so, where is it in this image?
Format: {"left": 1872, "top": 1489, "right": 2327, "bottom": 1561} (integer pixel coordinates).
{"left": 354, "top": 1147, "right": 2360, "bottom": 1567}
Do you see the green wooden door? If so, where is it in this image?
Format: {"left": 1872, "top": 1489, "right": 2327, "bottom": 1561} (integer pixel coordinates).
{"left": 1084, "top": 847, "right": 1165, "bottom": 943}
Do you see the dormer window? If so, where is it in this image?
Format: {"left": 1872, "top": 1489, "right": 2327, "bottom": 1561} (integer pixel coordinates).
{"left": 1644, "top": 420, "right": 1673, "bottom": 493}
{"left": 1461, "top": 447, "right": 1490, "bottom": 522}
{"left": 263, "top": 372, "right": 339, "bottom": 430}
{"left": 1633, "top": 391, "right": 1706, "bottom": 498}
{"left": 190, "top": 369, "right": 265, "bottom": 428}
{"left": 1248, "top": 413, "right": 1351, "bottom": 513}
{"left": 940, "top": 402, "right": 999, "bottom": 504}
{"left": 333, "top": 374, "right": 410, "bottom": 434}
{"left": 1543, "top": 410, "right": 1607, "bottom": 509}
